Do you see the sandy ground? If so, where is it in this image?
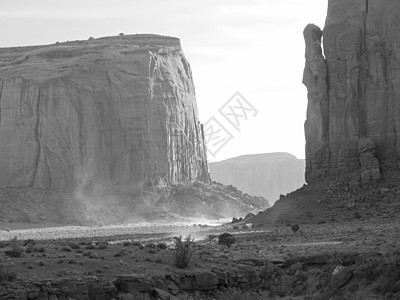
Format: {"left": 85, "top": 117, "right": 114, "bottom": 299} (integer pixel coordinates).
{"left": 1, "top": 217, "right": 399, "bottom": 299}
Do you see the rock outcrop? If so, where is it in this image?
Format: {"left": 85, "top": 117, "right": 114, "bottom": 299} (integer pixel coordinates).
{"left": 303, "top": 0, "right": 400, "bottom": 184}
{"left": 0, "top": 35, "right": 267, "bottom": 224}
{"left": 0, "top": 35, "right": 209, "bottom": 191}
{"left": 209, "top": 153, "right": 305, "bottom": 205}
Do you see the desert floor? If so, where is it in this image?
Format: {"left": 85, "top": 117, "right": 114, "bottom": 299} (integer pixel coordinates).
{"left": 1, "top": 217, "right": 399, "bottom": 299}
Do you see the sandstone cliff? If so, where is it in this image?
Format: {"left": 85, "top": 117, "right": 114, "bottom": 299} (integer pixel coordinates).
{"left": 209, "top": 153, "right": 305, "bottom": 205}
{"left": 303, "top": 0, "right": 400, "bottom": 184}
{"left": 0, "top": 35, "right": 209, "bottom": 191}
{"left": 0, "top": 35, "right": 267, "bottom": 224}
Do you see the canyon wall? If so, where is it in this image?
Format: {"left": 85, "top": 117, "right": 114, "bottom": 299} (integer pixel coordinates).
{"left": 209, "top": 153, "right": 305, "bottom": 205}
{"left": 0, "top": 35, "right": 209, "bottom": 192}
{"left": 304, "top": 0, "right": 400, "bottom": 183}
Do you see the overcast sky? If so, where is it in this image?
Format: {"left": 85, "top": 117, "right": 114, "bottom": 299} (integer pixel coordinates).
{"left": 0, "top": 0, "right": 327, "bottom": 162}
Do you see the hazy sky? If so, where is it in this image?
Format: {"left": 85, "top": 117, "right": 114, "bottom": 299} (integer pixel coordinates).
{"left": 0, "top": 0, "right": 327, "bottom": 162}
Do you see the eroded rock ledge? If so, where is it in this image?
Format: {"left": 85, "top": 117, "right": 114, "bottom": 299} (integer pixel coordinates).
{"left": 303, "top": 0, "right": 400, "bottom": 184}
{"left": 0, "top": 266, "right": 268, "bottom": 299}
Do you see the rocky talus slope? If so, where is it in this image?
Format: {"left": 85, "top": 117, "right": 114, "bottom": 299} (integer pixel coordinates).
{"left": 303, "top": 0, "right": 400, "bottom": 184}
{"left": 209, "top": 153, "right": 305, "bottom": 205}
{"left": 0, "top": 35, "right": 264, "bottom": 224}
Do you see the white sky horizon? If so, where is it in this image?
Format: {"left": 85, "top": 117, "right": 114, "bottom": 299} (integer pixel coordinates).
{"left": 0, "top": 0, "right": 328, "bottom": 162}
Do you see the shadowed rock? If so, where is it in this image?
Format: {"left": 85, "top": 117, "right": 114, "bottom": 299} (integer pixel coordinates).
{"left": 304, "top": 0, "right": 400, "bottom": 183}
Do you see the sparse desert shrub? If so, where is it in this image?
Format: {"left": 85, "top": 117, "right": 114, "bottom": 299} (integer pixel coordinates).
{"left": 148, "top": 248, "right": 157, "bottom": 254}
{"left": 68, "top": 242, "right": 80, "bottom": 250}
{"left": 146, "top": 243, "right": 156, "bottom": 249}
{"left": 86, "top": 244, "right": 96, "bottom": 250}
{"left": 114, "top": 249, "right": 128, "bottom": 257}
{"left": 218, "top": 233, "right": 236, "bottom": 248}
{"left": 97, "top": 242, "right": 108, "bottom": 250}
{"left": 259, "top": 262, "right": 292, "bottom": 297}
{"left": 34, "top": 246, "right": 45, "bottom": 253}
{"left": 356, "top": 254, "right": 384, "bottom": 281}
{"left": 83, "top": 251, "right": 92, "bottom": 257}
{"left": 61, "top": 246, "right": 72, "bottom": 252}
{"left": 157, "top": 242, "right": 167, "bottom": 250}
{"left": 37, "top": 260, "right": 45, "bottom": 267}
{"left": 5, "top": 237, "right": 23, "bottom": 258}
{"left": 291, "top": 224, "right": 300, "bottom": 233}
{"left": 23, "top": 239, "right": 35, "bottom": 246}
{"left": 25, "top": 245, "right": 33, "bottom": 254}
{"left": 174, "top": 235, "right": 195, "bottom": 268}
{"left": 374, "top": 250, "right": 400, "bottom": 294}
{"left": 155, "top": 258, "right": 163, "bottom": 264}
{"left": 123, "top": 241, "right": 131, "bottom": 247}
{"left": 0, "top": 265, "right": 17, "bottom": 283}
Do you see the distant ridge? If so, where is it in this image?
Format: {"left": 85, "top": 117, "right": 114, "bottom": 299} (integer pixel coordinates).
{"left": 209, "top": 152, "right": 305, "bottom": 205}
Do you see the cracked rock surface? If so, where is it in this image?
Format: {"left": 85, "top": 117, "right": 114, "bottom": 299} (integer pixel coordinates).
{"left": 304, "top": 0, "right": 400, "bottom": 183}
{"left": 0, "top": 34, "right": 209, "bottom": 190}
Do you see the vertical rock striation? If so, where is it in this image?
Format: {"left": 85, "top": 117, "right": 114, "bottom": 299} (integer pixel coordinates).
{"left": 304, "top": 0, "right": 400, "bottom": 184}
{"left": 0, "top": 35, "right": 209, "bottom": 192}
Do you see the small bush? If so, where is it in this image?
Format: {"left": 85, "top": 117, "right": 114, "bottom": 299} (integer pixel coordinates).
{"left": 174, "top": 235, "right": 195, "bottom": 269}
{"left": 157, "top": 243, "right": 167, "bottom": 250}
{"left": 146, "top": 243, "right": 156, "bottom": 249}
{"left": 61, "top": 246, "right": 72, "bottom": 252}
{"left": 5, "top": 237, "right": 23, "bottom": 258}
{"left": 114, "top": 249, "right": 127, "bottom": 257}
{"left": 23, "top": 239, "right": 35, "bottom": 246}
{"left": 155, "top": 258, "right": 163, "bottom": 264}
{"left": 97, "top": 242, "right": 108, "bottom": 250}
{"left": 374, "top": 250, "right": 400, "bottom": 294}
{"left": 68, "top": 242, "right": 80, "bottom": 250}
{"left": 218, "top": 233, "right": 236, "bottom": 248}
{"left": 34, "top": 246, "right": 45, "bottom": 253}
{"left": 148, "top": 248, "right": 157, "bottom": 254}
{"left": 0, "top": 265, "right": 17, "bottom": 283}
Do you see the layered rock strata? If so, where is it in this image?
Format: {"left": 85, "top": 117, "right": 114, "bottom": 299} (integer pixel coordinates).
{"left": 303, "top": 0, "right": 400, "bottom": 183}
{"left": 0, "top": 35, "right": 209, "bottom": 191}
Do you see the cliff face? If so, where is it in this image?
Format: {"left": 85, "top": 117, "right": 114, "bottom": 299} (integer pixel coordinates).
{"left": 304, "top": 0, "right": 400, "bottom": 184}
{"left": 209, "top": 153, "right": 305, "bottom": 205}
{"left": 0, "top": 35, "right": 209, "bottom": 191}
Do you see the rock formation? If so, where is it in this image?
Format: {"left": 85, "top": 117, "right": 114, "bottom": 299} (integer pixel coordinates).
{"left": 209, "top": 153, "right": 305, "bottom": 205}
{"left": 358, "top": 137, "right": 380, "bottom": 185}
{"left": 0, "top": 35, "right": 209, "bottom": 191}
{"left": 304, "top": 0, "right": 400, "bottom": 184}
{"left": 0, "top": 35, "right": 267, "bottom": 224}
